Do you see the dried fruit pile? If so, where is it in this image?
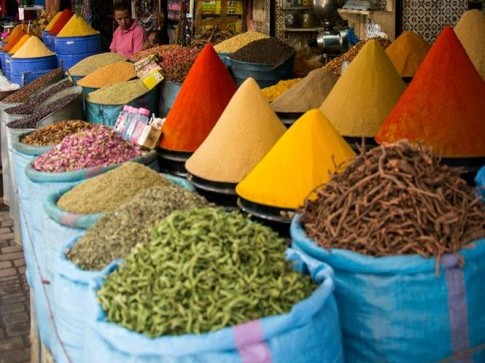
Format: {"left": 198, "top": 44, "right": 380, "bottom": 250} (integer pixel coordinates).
{"left": 300, "top": 141, "right": 485, "bottom": 261}
{"left": 20, "top": 120, "right": 93, "bottom": 146}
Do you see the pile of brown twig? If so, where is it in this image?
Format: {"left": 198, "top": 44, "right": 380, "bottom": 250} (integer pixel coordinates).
{"left": 300, "top": 140, "right": 485, "bottom": 263}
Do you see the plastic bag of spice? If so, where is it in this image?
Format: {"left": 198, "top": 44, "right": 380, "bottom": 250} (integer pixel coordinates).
{"left": 82, "top": 247, "right": 343, "bottom": 363}
{"left": 291, "top": 215, "right": 485, "bottom": 363}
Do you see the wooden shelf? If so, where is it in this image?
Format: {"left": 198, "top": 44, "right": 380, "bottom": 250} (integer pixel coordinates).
{"left": 282, "top": 27, "right": 324, "bottom": 32}
{"left": 337, "top": 6, "right": 395, "bottom": 40}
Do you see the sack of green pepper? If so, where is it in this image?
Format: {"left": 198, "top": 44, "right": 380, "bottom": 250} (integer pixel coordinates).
{"left": 82, "top": 207, "right": 344, "bottom": 363}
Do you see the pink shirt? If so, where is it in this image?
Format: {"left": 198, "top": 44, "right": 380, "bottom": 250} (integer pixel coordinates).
{"left": 110, "top": 20, "right": 147, "bottom": 58}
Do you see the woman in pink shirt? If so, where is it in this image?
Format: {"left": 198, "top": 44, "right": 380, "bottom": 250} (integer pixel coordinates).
{"left": 110, "top": 1, "right": 147, "bottom": 58}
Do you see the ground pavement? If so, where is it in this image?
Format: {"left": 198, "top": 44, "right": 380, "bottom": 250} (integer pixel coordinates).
{"left": 0, "top": 170, "right": 31, "bottom": 363}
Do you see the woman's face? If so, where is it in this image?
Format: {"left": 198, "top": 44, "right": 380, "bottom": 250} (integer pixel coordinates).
{"left": 114, "top": 9, "right": 132, "bottom": 31}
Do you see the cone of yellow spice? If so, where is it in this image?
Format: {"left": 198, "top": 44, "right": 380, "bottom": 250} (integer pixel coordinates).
{"left": 57, "top": 15, "right": 99, "bottom": 37}
{"left": 236, "top": 109, "right": 356, "bottom": 209}
{"left": 185, "top": 78, "right": 287, "bottom": 183}
{"left": 12, "top": 36, "right": 54, "bottom": 58}
{"left": 8, "top": 34, "right": 30, "bottom": 55}
{"left": 454, "top": 9, "right": 485, "bottom": 81}
{"left": 319, "top": 39, "right": 406, "bottom": 137}
{"left": 385, "top": 31, "right": 430, "bottom": 77}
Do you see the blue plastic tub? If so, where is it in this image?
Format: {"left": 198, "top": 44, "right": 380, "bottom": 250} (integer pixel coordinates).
{"left": 45, "top": 33, "right": 56, "bottom": 52}
{"left": 56, "top": 51, "right": 100, "bottom": 72}
{"left": 0, "top": 51, "right": 7, "bottom": 74}
{"left": 55, "top": 34, "right": 101, "bottom": 55}
{"left": 41, "top": 30, "right": 49, "bottom": 46}
{"left": 10, "top": 55, "right": 57, "bottom": 76}
{"left": 4, "top": 53, "right": 12, "bottom": 80}
{"left": 158, "top": 80, "right": 182, "bottom": 117}
{"left": 228, "top": 53, "right": 296, "bottom": 88}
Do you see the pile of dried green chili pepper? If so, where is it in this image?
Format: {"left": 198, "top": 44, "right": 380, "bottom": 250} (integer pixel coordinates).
{"left": 97, "top": 207, "right": 315, "bottom": 337}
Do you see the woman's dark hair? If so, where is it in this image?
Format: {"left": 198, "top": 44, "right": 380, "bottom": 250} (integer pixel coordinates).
{"left": 113, "top": 1, "right": 131, "bottom": 13}
{"left": 149, "top": 31, "right": 163, "bottom": 45}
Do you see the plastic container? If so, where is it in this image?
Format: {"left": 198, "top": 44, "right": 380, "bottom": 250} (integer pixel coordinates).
{"left": 55, "top": 34, "right": 101, "bottom": 55}
{"left": 128, "top": 107, "right": 150, "bottom": 143}
{"left": 4, "top": 53, "right": 12, "bottom": 81}
{"left": 113, "top": 105, "right": 131, "bottom": 134}
{"left": 158, "top": 80, "right": 181, "bottom": 117}
{"left": 86, "top": 84, "right": 159, "bottom": 127}
{"left": 0, "top": 50, "right": 7, "bottom": 74}
{"left": 10, "top": 55, "right": 58, "bottom": 87}
{"left": 228, "top": 52, "right": 296, "bottom": 88}
{"left": 45, "top": 33, "right": 56, "bottom": 52}
{"left": 55, "top": 34, "right": 102, "bottom": 72}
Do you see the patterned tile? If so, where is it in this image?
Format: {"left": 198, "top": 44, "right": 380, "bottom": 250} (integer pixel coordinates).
{"left": 402, "top": 0, "right": 467, "bottom": 42}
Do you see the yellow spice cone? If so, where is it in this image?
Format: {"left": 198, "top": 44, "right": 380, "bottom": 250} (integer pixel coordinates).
{"left": 236, "top": 109, "right": 356, "bottom": 209}
{"left": 8, "top": 34, "right": 30, "bottom": 55}
{"left": 12, "top": 36, "right": 53, "bottom": 58}
{"left": 319, "top": 39, "right": 406, "bottom": 137}
{"left": 185, "top": 77, "right": 287, "bottom": 183}
{"left": 455, "top": 9, "right": 485, "bottom": 81}
{"left": 385, "top": 31, "right": 430, "bottom": 77}
{"left": 57, "top": 14, "right": 98, "bottom": 37}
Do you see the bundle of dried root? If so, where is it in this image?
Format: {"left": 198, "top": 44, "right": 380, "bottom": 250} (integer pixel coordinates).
{"left": 300, "top": 140, "right": 485, "bottom": 263}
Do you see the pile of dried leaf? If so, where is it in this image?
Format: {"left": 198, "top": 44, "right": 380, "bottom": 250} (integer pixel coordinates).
{"left": 300, "top": 140, "right": 485, "bottom": 263}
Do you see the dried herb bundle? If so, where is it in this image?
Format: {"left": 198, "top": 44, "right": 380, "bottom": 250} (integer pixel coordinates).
{"left": 300, "top": 140, "right": 485, "bottom": 261}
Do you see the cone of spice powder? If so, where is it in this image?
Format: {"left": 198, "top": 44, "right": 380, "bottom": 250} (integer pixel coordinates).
{"left": 44, "top": 12, "right": 61, "bottom": 32}
{"left": 8, "top": 34, "right": 30, "bottom": 55}
{"left": 376, "top": 27, "right": 485, "bottom": 158}
{"left": 319, "top": 40, "right": 406, "bottom": 138}
{"left": 48, "top": 9, "right": 74, "bottom": 35}
{"left": 454, "top": 9, "right": 485, "bottom": 81}
{"left": 236, "top": 109, "right": 356, "bottom": 209}
{"left": 159, "top": 43, "right": 237, "bottom": 152}
{"left": 2, "top": 28, "right": 26, "bottom": 52}
{"left": 271, "top": 68, "right": 337, "bottom": 113}
{"left": 56, "top": 14, "right": 99, "bottom": 37}
{"left": 12, "top": 36, "right": 54, "bottom": 58}
{"left": 385, "top": 31, "right": 430, "bottom": 77}
{"left": 185, "top": 78, "right": 287, "bottom": 183}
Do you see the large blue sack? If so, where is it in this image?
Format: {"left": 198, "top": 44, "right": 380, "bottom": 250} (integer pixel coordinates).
{"left": 291, "top": 214, "right": 485, "bottom": 363}
{"left": 83, "top": 249, "right": 343, "bottom": 363}
{"left": 50, "top": 174, "right": 195, "bottom": 363}
{"left": 476, "top": 166, "right": 485, "bottom": 201}
{"left": 24, "top": 150, "right": 158, "bottom": 352}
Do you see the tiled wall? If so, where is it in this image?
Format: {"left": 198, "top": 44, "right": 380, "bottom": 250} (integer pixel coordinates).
{"left": 399, "top": 0, "right": 466, "bottom": 42}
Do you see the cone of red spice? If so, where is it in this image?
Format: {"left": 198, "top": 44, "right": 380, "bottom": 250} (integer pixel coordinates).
{"left": 159, "top": 43, "right": 237, "bottom": 152}
{"left": 48, "top": 9, "right": 74, "bottom": 36}
{"left": 376, "top": 27, "right": 485, "bottom": 157}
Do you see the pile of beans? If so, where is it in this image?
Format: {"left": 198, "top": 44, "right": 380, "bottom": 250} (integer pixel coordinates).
{"left": 20, "top": 120, "right": 93, "bottom": 146}
{"left": 32, "top": 125, "right": 143, "bottom": 172}
{"left": 97, "top": 207, "right": 315, "bottom": 337}
{"left": 5, "top": 79, "right": 73, "bottom": 115}
{"left": 229, "top": 38, "right": 295, "bottom": 67}
{"left": 2, "top": 68, "right": 63, "bottom": 104}
{"left": 57, "top": 162, "right": 174, "bottom": 214}
{"left": 130, "top": 45, "right": 200, "bottom": 83}
{"left": 7, "top": 93, "right": 81, "bottom": 129}
{"left": 67, "top": 185, "right": 209, "bottom": 270}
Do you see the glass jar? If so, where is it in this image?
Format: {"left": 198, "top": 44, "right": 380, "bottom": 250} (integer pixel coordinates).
{"left": 301, "top": 11, "right": 315, "bottom": 28}
{"left": 285, "top": 11, "right": 301, "bottom": 28}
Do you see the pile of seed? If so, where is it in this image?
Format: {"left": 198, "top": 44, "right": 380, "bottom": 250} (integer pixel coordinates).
{"left": 7, "top": 93, "right": 80, "bottom": 129}
{"left": 130, "top": 45, "right": 200, "bottom": 83}
{"left": 323, "top": 38, "right": 392, "bottom": 76}
{"left": 20, "top": 120, "right": 93, "bottom": 146}
{"left": 2, "top": 68, "right": 62, "bottom": 103}
{"left": 77, "top": 61, "right": 136, "bottom": 88}
{"left": 96, "top": 207, "right": 315, "bottom": 337}
{"left": 68, "top": 52, "right": 127, "bottom": 76}
{"left": 262, "top": 78, "right": 301, "bottom": 102}
{"left": 229, "top": 38, "right": 295, "bottom": 67}
{"left": 32, "top": 125, "right": 143, "bottom": 172}
{"left": 67, "top": 185, "right": 209, "bottom": 270}
{"left": 57, "top": 162, "right": 173, "bottom": 214}
{"left": 214, "top": 31, "right": 269, "bottom": 54}
{"left": 87, "top": 79, "right": 149, "bottom": 105}
{"left": 5, "top": 78, "right": 73, "bottom": 115}
{"left": 300, "top": 140, "right": 485, "bottom": 262}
